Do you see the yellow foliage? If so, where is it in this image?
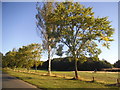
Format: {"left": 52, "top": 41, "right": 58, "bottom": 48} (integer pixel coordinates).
{"left": 102, "top": 43, "right": 106, "bottom": 47}
{"left": 101, "top": 36, "right": 109, "bottom": 41}
{"left": 104, "top": 37, "right": 109, "bottom": 41}
{"left": 79, "top": 34, "right": 84, "bottom": 37}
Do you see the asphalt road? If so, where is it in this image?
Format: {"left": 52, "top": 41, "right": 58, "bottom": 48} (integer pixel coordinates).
{"left": 2, "top": 72, "right": 41, "bottom": 89}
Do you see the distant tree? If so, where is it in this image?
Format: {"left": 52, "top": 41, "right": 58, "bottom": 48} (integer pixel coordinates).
{"left": 113, "top": 60, "right": 120, "bottom": 68}
{"left": 79, "top": 60, "right": 112, "bottom": 71}
{"left": 47, "top": 2, "right": 114, "bottom": 79}
{"left": 0, "top": 52, "right": 2, "bottom": 55}
{"left": 30, "top": 43, "right": 43, "bottom": 70}
{"left": 0, "top": 52, "right": 3, "bottom": 67}
{"left": 18, "top": 43, "right": 42, "bottom": 70}
{"left": 101, "top": 59, "right": 112, "bottom": 68}
{"left": 3, "top": 49, "right": 17, "bottom": 69}
{"left": 56, "top": 44, "right": 64, "bottom": 58}
{"left": 2, "top": 43, "right": 42, "bottom": 70}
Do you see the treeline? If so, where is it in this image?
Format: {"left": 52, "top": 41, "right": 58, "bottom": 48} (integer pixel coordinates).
{"left": 113, "top": 60, "right": 120, "bottom": 68}
{"left": 2, "top": 43, "right": 43, "bottom": 70}
{"left": 1, "top": 45, "right": 119, "bottom": 71}
{"left": 38, "top": 57, "right": 114, "bottom": 71}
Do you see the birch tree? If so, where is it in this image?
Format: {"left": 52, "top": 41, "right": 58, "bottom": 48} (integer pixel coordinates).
{"left": 36, "top": 2, "right": 56, "bottom": 75}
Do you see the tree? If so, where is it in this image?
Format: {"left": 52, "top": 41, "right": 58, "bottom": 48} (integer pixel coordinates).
{"left": 0, "top": 52, "right": 2, "bottom": 67}
{"left": 30, "top": 43, "right": 43, "bottom": 70}
{"left": 101, "top": 59, "right": 112, "bottom": 68}
{"left": 113, "top": 60, "right": 120, "bottom": 68}
{"left": 47, "top": 2, "right": 114, "bottom": 79}
{"left": 3, "top": 49, "right": 17, "bottom": 69}
{"left": 18, "top": 43, "right": 42, "bottom": 70}
{"left": 36, "top": 2, "right": 56, "bottom": 75}
{"left": 56, "top": 44, "right": 64, "bottom": 58}
{"left": 2, "top": 43, "right": 42, "bottom": 70}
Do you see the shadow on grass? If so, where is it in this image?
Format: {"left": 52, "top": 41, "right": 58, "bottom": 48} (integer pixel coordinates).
{"left": 105, "top": 83, "right": 120, "bottom": 87}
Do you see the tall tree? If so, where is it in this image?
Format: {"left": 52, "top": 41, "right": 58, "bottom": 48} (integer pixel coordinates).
{"left": 47, "top": 2, "right": 114, "bottom": 79}
{"left": 36, "top": 2, "right": 56, "bottom": 75}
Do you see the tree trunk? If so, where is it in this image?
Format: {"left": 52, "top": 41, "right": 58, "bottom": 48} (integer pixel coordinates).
{"left": 48, "top": 45, "right": 51, "bottom": 76}
{"left": 35, "top": 61, "right": 37, "bottom": 70}
{"left": 74, "top": 59, "right": 79, "bottom": 79}
{"left": 35, "top": 66, "right": 37, "bottom": 70}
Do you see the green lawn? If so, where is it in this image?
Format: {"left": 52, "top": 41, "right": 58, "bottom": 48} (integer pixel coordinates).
{"left": 3, "top": 68, "right": 119, "bottom": 89}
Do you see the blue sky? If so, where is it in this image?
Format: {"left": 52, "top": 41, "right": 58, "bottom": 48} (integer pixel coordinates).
{"left": 0, "top": 2, "right": 2, "bottom": 52}
{"left": 2, "top": 2, "right": 118, "bottom": 64}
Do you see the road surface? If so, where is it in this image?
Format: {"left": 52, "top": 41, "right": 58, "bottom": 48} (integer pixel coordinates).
{"left": 2, "top": 72, "right": 41, "bottom": 89}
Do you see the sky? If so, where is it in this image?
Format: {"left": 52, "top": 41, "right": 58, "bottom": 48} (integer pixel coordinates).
{"left": 0, "top": 2, "right": 2, "bottom": 52}
{"left": 118, "top": 2, "right": 120, "bottom": 59}
{"left": 2, "top": 2, "right": 118, "bottom": 64}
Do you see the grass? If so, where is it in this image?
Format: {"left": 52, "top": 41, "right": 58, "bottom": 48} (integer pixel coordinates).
{"left": 3, "top": 68, "right": 119, "bottom": 89}
{"left": 52, "top": 71, "right": 119, "bottom": 84}
{"left": 13, "top": 68, "right": 118, "bottom": 84}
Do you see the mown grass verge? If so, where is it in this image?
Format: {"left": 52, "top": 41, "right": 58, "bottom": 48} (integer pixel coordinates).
{"left": 3, "top": 68, "right": 119, "bottom": 89}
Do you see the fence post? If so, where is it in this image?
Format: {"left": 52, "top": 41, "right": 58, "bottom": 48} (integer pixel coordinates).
{"left": 64, "top": 74, "right": 66, "bottom": 78}
{"left": 92, "top": 77, "right": 95, "bottom": 82}
{"left": 117, "top": 78, "right": 120, "bottom": 86}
